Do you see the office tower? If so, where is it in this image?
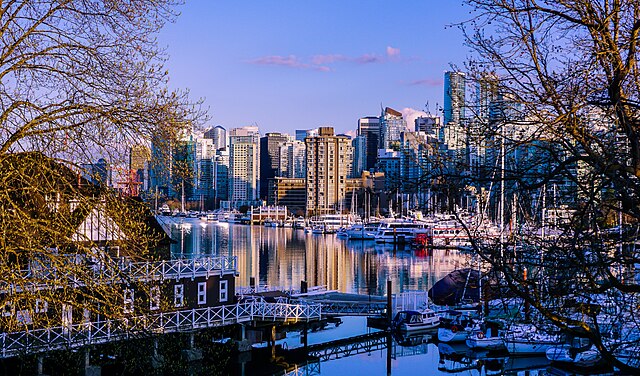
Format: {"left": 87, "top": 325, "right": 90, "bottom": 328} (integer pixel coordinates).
{"left": 129, "top": 145, "right": 150, "bottom": 191}
{"left": 357, "top": 116, "right": 381, "bottom": 171}
{"left": 229, "top": 126, "right": 260, "bottom": 207}
{"left": 259, "top": 132, "right": 289, "bottom": 199}
{"left": 351, "top": 135, "right": 366, "bottom": 178}
{"left": 444, "top": 71, "right": 466, "bottom": 125}
{"left": 295, "top": 128, "right": 319, "bottom": 142}
{"left": 379, "top": 107, "right": 406, "bottom": 150}
{"left": 172, "top": 139, "right": 196, "bottom": 201}
{"left": 204, "top": 125, "right": 227, "bottom": 150}
{"left": 279, "top": 140, "right": 306, "bottom": 179}
{"left": 213, "top": 148, "right": 229, "bottom": 204}
{"left": 414, "top": 115, "right": 441, "bottom": 137}
{"left": 305, "top": 127, "right": 350, "bottom": 216}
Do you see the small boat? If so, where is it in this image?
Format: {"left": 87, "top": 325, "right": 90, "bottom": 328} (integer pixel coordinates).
{"left": 466, "top": 321, "right": 506, "bottom": 350}
{"left": 613, "top": 343, "right": 640, "bottom": 369}
{"left": 437, "top": 310, "right": 476, "bottom": 342}
{"left": 392, "top": 309, "right": 440, "bottom": 332}
{"left": 546, "top": 344, "right": 602, "bottom": 368}
{"left": 346, "top": 222, "right": 379, "bottom": 240}
{"left": 206, "top": 213, "right": 218, "bottom": 222}
{"left": 504, "top": 324, "right": 563, "bottom": 355}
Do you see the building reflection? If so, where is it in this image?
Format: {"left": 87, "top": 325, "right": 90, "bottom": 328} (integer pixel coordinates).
{"left": 170, "top": 221, "right": 471, "bottom": 295}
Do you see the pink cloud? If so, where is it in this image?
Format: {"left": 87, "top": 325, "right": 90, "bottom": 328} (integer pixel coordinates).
{"left": 407, "top": 78, "right": 443, "bottom": 87}
{"left": 355, "top": 54, "right": 384, "bottom": 64}
{"left": 248, "top": 55, "right": 330, "bottom": 72}
{"left": 311, "top": 54, "right": 348, "bottom": 65}
{"left": 386, "top": 46, "right": 400, "bottom": 57}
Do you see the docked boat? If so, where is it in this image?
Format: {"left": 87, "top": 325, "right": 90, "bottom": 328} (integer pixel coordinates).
{"left": 206, "top": 213, "right": 218, "bottom": 222}
{"left": 437, "top": 310, "right": 476, "bottom": 342}
{"left": 431, "top": 220, "right": 471, "bottom": 247}
{"left": 392, "top": 309, "right": 440, "bottom": 332}
{"left": 309, "top": 214, "right": 357, "bottom": 234}
{"left": 613, "top": 343, "right": 640, "bottom": 369}
{"left": 466, "top": 321, "right": 506, "bottom": 350}
{"left": 504, "top": 324, "right": 563, "bottom": 355}
{"left": 374, "top": 219, "right": 429, "bottom": 244}
{"left": 346, "top": 222, "right": 379, "bottom": 240}
{"left": 546, "top": 344, "right": 602, "bottom": 368}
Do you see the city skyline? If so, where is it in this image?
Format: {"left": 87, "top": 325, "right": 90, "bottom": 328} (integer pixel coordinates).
{"left": 158, "top": 1, "right": 470, "bottom": 136}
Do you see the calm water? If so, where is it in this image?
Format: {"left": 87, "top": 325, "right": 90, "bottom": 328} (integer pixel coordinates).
{"left": 161, "top": 218, "right": 556, "bottom": 376}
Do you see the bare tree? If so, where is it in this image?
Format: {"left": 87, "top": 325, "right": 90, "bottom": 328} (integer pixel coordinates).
{"left": 0, "top": 0, "right": 204, "bottom": 334}
{"left": 461, "top": 0, "right": 640, "bottom": 370}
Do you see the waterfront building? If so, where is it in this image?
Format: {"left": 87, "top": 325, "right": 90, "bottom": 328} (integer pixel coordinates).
{"left": 305, "top": 127, "right": 350, "bottom": 216}
{"left": 279, "top": 140, "right": 306, "bottom": 179}
{"left": 376, "top": 149, "right": 402, "bottom": 194}
{"left": 229, "top": 126, "right": 261, "bottom": 208}
{"left": 357, "top": 116, "right": 381, "bottom": 171}
{"left": 172, "top": 138, "right": 196, "bottom": 201}
{"left": 130, "top": 145, "right": 150, "bottom": 192}
{"left": 267, "top": 177, "right": 306, "bottom": 215}
{"left": 259, "top": 132, "right": 289, "bottom": 199}
{"left": 380, "top": 107, "right": 406, "bottom": 150}
{"left": 351, "top": 135, "right": 366, "bottom": 178}
{"left": 204, "top": 125, "right": 227, "bottom": 151}
{"left": 213, "top": 148, "right": 229, "bottom": 207}
{"left": 444, "top": 71, "right": 466, "bottom": 125}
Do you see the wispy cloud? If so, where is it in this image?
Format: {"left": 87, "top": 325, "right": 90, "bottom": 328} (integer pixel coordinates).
{"left": 248, "top": 46, "right": 407, "bottom": 72}
{"left": 311, "top": 54, "right": 348, "bottom": 65}
{"left": 248, "top": 55, "right": 330, "bottom": 72}
{"left": 407, "top": 78, "right": 443, "bottom": 87}
{"left": 386, "top": 46, "right": 401, "bottom": 57}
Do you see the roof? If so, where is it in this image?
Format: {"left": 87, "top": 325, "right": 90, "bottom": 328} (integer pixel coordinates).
{"left": 385, "top": 107, "right": 403, "bottom": 117}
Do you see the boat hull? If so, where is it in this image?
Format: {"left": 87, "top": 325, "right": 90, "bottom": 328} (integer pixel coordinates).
{"left": 437, "top": 327, "right": 469, "bottom": 342}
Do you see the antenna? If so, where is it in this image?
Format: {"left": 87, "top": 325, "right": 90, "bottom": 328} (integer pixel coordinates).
{"left": 425, "top": 101, "right": 431, "bottom": 115}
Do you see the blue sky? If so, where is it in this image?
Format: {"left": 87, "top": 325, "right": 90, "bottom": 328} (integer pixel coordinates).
{"left": 159, "top": 1, "right": 471, "bottom": 136}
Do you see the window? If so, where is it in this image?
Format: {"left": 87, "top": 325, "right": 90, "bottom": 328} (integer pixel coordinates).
{"left": 35, "top": 299, "right": 48, "bottom": 314}
{"left": 197, "top": 282, "right": 207, "bottom": 305}
{"left": 2, "top": 302, "right": 14, "bottom": 317}
{"left": 124, "top": 289, "right": 134, "bottom": 314}
{"left": 174, "top": 284, "right": 184, "bottom": 307}
{"left": 219, "top": 280, "right": 228, "bottom": 302}
{"left": 150, "top": 286, "right": 160, "bottom": 311}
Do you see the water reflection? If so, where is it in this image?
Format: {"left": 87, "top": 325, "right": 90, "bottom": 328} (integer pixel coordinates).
{"left": 162, "top": 218, "right": 471, "bottom": 295}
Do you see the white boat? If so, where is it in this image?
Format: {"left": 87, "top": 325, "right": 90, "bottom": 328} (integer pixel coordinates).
{"left": 431, "top": 220, "right": 471, "bottom": 247}
{"left": 392, "top": 309, "right": 440, "bottom": 332}
{"left": 505, "top": 324, "right": 563, "bottom": 355}
{"left": 437, "top": 311, "right": 475, "bottom": 342}
{"left": 374, "top": 219, "right": 429, "bottom": 244}
{"left": 309, "top": 214, "right": 357, "bottom": 234}
{"left": 613, "top": 343, "right": 640, "bottom": 369}
{"left": 346, "top": 222, "right": 379, "bottom": 240}
{"left": 546, "top": 344, "right": 602, "bottom": 368}
{"left": 206, "top": 213, "right": 218, "bottom": 222}
{"left": 466, "top": 324, "right": 506, "bottom": 350}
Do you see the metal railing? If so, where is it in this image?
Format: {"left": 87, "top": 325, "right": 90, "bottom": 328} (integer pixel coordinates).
{"left": 0, "top": 300, "right": 321, "bottom": 358}
{"left": 0, "top": 256, "right": 238, "bottom": 293}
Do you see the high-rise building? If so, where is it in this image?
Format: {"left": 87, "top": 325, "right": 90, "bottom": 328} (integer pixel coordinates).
{"left": 444, "top": 71, "right": 466, "bottom": 125}
{"left": 229, "top": 126, "right": 260, "bottom": 207}
{"left": 357, "top": 116, "right": 381, "bottom": 171}
{"left": 414, "top": 115, "right": 441, "bottom": 138}
{"left": 172, "top": 139, "right": 196, "bottom": 201}
{"left": 259, "top": 132, "right": 289, "bottom": 199}
{"left": 213, "top": 148, "right": 229, "bottom": 205}
{"left": 295, "top": 128, "right": 318, "bottom": 142}
{"left": 204, "top": 125, "right": 227, "bottom": 150}
{"left": 379, "top": 107, "right": 405, "bottom": 150}
{"left": 279, "top": 140, "right": 306, "bottom": 179}
{"left": 305, "top": 127, "right": 350, "bottom": 216}
{"left": 351, "top": 135, "right": 366, "bottom": 178}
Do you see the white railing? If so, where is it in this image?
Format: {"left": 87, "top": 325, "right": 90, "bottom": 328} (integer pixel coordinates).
{"left": 236, "top": 285, "right": 298, "bottom": 297}
{"left": 392, "top": 291, "right": 430, "bottom": 313}
{"left": 0, "top": 300, "right": 321, "bottom": 358}
{"left": 0, "top": 256, "right": 237, "bottom": 293}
